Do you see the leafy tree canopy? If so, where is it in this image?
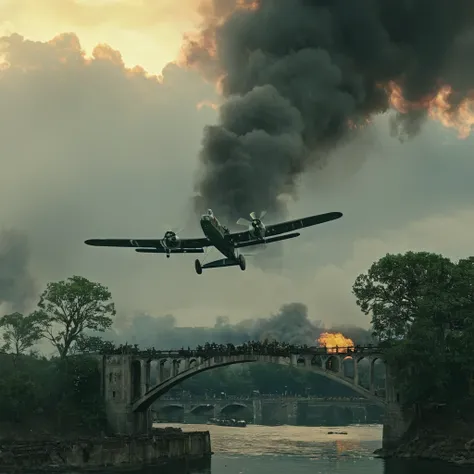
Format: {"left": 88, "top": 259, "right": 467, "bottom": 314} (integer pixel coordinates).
{"left": 353, "top": 251, "right": 474, "bottom": 406}
{"left": 0, "top": 312, "right": 44, "bottom": 355}
{"left": 34, "top": 275, "right": 116, "bottom": 359}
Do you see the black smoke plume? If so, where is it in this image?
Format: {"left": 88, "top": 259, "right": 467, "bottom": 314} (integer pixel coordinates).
{"left": 185, "top": 0, "right": 474, "bottom": 222}
{"left": 105, "top": 302, "right": 373, "bottom": 348}
{"left": 0, "top": 229, "right": 36, "bottom": 312}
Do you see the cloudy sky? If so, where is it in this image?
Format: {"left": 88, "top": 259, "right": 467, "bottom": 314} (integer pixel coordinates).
{"left": 1, "top": 0, "right": 474, "bottom": 334}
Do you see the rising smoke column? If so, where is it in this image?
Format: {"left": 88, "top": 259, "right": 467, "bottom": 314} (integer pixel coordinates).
{"left": 184, "top": 0, "right": 474, "bottom": 222}
{"left": 0, "top": 229, "right": 36, "bottom": 312}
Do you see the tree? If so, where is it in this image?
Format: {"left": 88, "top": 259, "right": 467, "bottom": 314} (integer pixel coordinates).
{"left": 353, "top": 251, "right": 474, "bottom": 406}
{"left": 0, "top": 312, "right": 45, "bottom": 355}
{"left": 34, "top": 276, "right": 116, "bottom": 359}
{"left": 352, "top": 251, "right": 458, "bottom": 341}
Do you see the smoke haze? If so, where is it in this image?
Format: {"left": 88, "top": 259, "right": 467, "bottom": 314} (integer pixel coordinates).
{"left": 0, "top": 229, "right": 36, "bottom": 312}
{"left": 184, "top": 0, "right": 474, "bottom": 221}
{"left": 0, "top": 16, "right": 474, "bottom": 332}
{"left": 105, "top": 302, "right": 373, "bottom": 348}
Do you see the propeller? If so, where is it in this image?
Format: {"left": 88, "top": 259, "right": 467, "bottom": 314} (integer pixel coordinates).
{"left": 163, "top": 224, "right": 185, "bottom": 235}
{"left": 237, "top": 210, "right": 267, "bottom": 227}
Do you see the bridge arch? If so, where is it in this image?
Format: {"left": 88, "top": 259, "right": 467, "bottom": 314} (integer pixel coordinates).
{"left": 160, "top": 403, "right": 183, "bottom": 410}
{"left": 190, "top": 404, "right": 214, "bottom": 414}
{"left": 156, "top": 404, "right": 184, "bottom": 423}
{"left": 219, "top": 403, "right": 252, "bottom": 420}
{"left": 132, "top": 354, "right": 386, "bottom": 412}
{"left": 220, "top": 402, "right": 248, "bottom": 411}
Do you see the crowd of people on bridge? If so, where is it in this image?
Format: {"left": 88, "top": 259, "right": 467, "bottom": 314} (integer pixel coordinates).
{"left": 102, "top": 339, "right": 381, "bottom": 358}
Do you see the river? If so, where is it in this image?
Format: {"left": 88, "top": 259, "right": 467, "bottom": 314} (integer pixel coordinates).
{"left": 151, "top": 423, "right": 474, "bottom": 474}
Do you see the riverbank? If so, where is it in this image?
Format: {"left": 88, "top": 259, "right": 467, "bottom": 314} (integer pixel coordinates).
{"left": 375, "top": 435, "right": 474, "bottom": 465}
{"left": 0, "top": 427, "right": 212, "bottom": 472}
{"left": 376, "top": 402, "right": 474, "bottom": 465}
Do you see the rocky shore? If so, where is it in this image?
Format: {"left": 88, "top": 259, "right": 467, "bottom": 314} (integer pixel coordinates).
{"left": 375, "top": 435, "right": 474, "bottom": 465}
{"left": 376, "top": 402, "right": 474, "bottom": 466}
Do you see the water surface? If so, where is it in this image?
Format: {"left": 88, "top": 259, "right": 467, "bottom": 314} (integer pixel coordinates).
{"left": 154, "top": 423, "right": 474, "bottom": 474}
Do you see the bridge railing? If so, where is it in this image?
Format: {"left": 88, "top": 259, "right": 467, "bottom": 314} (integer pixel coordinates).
{"left": 155, "top": 395, "right": 374, "bottom": 402}
{"left": 101, "top": 345, "right": 384, "bottom": 358}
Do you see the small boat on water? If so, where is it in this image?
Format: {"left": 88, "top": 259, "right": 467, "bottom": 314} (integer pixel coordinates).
{"left": 207, "top": 417, "right": 247, "bottom": 427}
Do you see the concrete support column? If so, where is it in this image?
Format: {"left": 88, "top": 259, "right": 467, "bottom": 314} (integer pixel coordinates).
{"left": 253, "top": 399, "right": 262, "bottom": 425}
{"left": 172, "top": 360, "right": 179, "bottom": 377}
{"left": 287, "top": 401, "right": 298, "bottom": 425}
{"left": 337, "top": 355, "right": 344, "bottom": 375}
{"left": 382, "top": 402, "right": 413, "bottom": 450}
{"left": 145, "top": 360, "right": 151, "bottom": 393}
{"left": 158, "top": 360, "right": 166, "bottom": 383}
{"left": 353, "top": 357, "right": 359, "bottom": 386}
{"left": 140, "top": 360, "right": 147, "bottom": 398}
{"left": 133, "top": 409, "right": 152, "bottom": 435}
{"left": 369, "top": 358, "right": 375, "bottom": 394}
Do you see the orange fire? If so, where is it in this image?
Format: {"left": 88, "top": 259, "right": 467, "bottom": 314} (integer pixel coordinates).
{"left": 386, "top": 81, "right": 474, "bottom": 139}
{"left": 317, "top": 332, "right": 354, "bottom": 353}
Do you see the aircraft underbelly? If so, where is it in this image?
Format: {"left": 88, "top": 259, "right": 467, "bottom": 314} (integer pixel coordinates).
{"left": 201, "top": 221, "right": 234, "bottom": 259}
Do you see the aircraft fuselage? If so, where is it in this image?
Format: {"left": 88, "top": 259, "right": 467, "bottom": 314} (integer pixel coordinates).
{"left": 200, "top": 214, "right": 236, "bottom": 260}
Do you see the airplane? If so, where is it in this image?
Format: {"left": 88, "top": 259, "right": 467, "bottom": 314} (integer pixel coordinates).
{"left": 84, "top": 209, "right": 343, "bottom": 275}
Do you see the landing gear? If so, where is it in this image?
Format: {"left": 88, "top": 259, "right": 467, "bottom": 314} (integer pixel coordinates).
{"left": 238, "top": 254, "right": 246, "bottom": 271}
{"left": 195, "top": 259, "right": 203, "bottom": 275}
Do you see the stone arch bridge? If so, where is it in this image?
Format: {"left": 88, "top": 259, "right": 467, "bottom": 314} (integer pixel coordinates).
{"left": 98, "top": 347, "right": 401, "bottom": 437}
{"left": 153, "top": 396, "right": 384, "bottom": 426}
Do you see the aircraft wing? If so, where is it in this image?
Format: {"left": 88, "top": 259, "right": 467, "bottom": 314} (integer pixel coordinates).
{"left": 84, "top": 237, "right": 211, "bottom": 249}
{"left": 230, "top": 212, "right": 343, "bottom": 243}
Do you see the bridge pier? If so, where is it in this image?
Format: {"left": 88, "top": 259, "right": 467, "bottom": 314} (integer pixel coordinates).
{"left": 252, "top": 399, "right": 263, "bottom": 425}
{"left": 381, "top": 364, "right": 414, "bottom": 449}
{"left": 100, "top": 354, "right": 153, "bottom": 435}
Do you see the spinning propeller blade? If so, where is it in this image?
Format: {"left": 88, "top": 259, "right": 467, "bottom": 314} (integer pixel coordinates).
{"left": 237, "top": 211, "right": 268, "bottom": 227}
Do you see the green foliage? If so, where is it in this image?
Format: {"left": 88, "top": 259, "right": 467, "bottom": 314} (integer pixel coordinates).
{"left": 0, "top": 312, "right": 44, "bottom": 355}
{"left": 353, "top": 251, "right": 474, "bottom": 407}
{"left": 34, "top": 275, "right": 116, "bottom": 358}
{"left": 353, "top": 251, "right": 457, "bottom": 340}
{"left": 0, "top": 353, "right": 106, "bottom": 434}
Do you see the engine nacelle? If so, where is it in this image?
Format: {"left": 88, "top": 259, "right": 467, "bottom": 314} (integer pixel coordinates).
{"left": 162, "top": 230, "right": 180, "bottom": 249}
{"left": 249, "top": 219, "right": 266, "bottom": 239}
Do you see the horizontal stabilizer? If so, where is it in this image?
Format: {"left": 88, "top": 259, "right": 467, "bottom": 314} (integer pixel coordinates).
{"left": 235, "top": 232, "right": 300, "bottom": 249}
{"left": 202, "top": 258, "right": 239, "bottom": 269}
{"left": 135, "top": 248, "right": 204, "bottom": 254}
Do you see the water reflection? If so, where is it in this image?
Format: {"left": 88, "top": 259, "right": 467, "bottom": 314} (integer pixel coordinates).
{"left": 158, "top": 424, "right": 474, "bottom": 474}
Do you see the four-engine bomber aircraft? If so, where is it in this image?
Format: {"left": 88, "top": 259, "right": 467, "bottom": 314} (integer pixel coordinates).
{"left": 84, "top": 209, "right": 343, "bottom": 275}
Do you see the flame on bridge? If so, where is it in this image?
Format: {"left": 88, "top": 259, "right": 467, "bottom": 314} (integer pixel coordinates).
{"left": 317, "top": 332, "right": 354, "bottom": 353}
